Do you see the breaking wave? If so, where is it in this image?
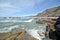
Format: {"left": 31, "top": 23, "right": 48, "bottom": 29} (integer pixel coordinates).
{"left": 0, "top": 25, "right": 19, "bottom": 33}
{"left": 27, "top": 29, "right": 42, "bottom": 40}
{"left": 20, "top": 19, "right": 33, "bottom": 22}
{"left": 0, "top": 19, "right": 33, "bottom": 22}
{"left": 0, "top": 17, "right": 47, "bottom": 40}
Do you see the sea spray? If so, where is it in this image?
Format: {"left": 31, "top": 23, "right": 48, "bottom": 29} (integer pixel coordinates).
{"left": 20, "top": 19, "right": 33, "bottom": 22}
{"left": 0, "top": 20, "right": 17, "bottom": 22}
{"left": 0, "top": 25, "right": 19, "bottom": 33}
{"left": 27, "top": 29, "right": 42, "bottom": 40}
{"left": 7, "top": 25, "right": 19, "bottom": 31}
{"left": 0, "top": 19, "right": 33, "bottom": 22}
{"left": 0, "top": 17, "right": 47, "bottom": 40}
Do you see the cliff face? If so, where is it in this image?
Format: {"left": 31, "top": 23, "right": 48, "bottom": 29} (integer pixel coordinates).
{"left": 36, "top": 6, "right": 60, "bottom": 17}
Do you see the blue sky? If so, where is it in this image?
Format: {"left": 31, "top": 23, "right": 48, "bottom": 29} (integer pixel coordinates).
{"left": 0, "top": 0, "right": 60, "bottom": 17}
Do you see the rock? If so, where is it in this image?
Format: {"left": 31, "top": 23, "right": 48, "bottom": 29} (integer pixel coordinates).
{"left": 36, "top": 20, "right": 45, "bottom": 24}
{"left": 51, "top": 19, "right": 57, "bottom": 21}
{"left": 6, "top": 32, "right": 21, "bottom": 40}
{"left": 0, "top": 33, "right": 11, "bottom": 40}
{"left": 0, "top": 28, "right": 26, "bottom": 40}
{"left": 0, "top": 28, "right": 38, "bottom": 40}
{"left": 27, "top": 34, "right": 37, "bottom": 40}
{"left": 36, "top": 6, "right": 60, "bottom": 17}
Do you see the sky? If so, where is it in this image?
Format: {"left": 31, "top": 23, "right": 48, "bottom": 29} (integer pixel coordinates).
{"left": 0, "top": 0, "right": 60, "bottom": 17}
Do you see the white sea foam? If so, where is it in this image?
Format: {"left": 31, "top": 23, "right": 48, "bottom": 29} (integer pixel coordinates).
{"left": 0, "top": 25, "right": 19, "bottom": 32}
{"left": 27, "top": 29, "right": 42, "bottom": 40}
{"left": 0, "top": 20, "right": 17, "bottom": 22}
{"left": 7, "top": 25, "right": 19, "bottom": 31}
{"left": 20, "top": 19, "right": 33, "bottom": 22}
{"left": 0, "top": 19, "right": 33, "bottom": 22}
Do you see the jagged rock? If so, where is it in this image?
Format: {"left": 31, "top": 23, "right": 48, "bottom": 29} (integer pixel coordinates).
{"left": 36, "top": 19, "right": 56, "bottom": 24}
{"left": 36, "top": 20, "right": 45, "bottom": 24}
{"left": 0, "top": 28, "right": 38, "bottom": 40}
{"left": 27, "top": 34, "right": 37, "bottom": 40}
{"left": 0, "top": 28, "right": 25, "bottom": 40}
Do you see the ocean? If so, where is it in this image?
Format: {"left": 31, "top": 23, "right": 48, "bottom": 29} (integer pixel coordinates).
{"left": 0, "top": 17, "right": 47, "bottom": 40}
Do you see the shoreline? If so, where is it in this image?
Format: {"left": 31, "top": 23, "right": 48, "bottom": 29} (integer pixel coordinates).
{"left": 0, "top": 28, "right": 37, "bottom": 40}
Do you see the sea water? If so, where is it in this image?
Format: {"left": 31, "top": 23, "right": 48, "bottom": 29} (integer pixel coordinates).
{"left": 0, "top": 17, "right": 47, "bottom": 40}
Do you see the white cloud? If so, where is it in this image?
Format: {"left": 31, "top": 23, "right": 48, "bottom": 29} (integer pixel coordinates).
{"left": 0, "top": 3, "right": 21, "bottom": 16}
{"left": 10, "top": 0, "right": 35, "bottom": 10}
{"left": 10, "top": 0, "right": 43, "bottom": 10}
{"left": 0, "top": 3, "right": 12, "bottom": 7}
{"left": 0, "top": 0, "right": 44, "bottom": 17}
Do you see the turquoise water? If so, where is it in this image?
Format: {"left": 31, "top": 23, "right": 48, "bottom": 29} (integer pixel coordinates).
{"left": 0, "top": 18, "right": 47, "bottom": 32}
{"left": 0, "top": 17, "right": 47, "bottom": 40}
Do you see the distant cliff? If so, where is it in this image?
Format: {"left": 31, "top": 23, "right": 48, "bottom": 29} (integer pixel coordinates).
{"left": 36, "top": 6, "right": 60, "bottom": 17}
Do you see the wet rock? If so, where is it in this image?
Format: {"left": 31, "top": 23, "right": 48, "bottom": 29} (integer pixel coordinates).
{"left": 36, "top": 20, "right": 45, "bottom": 24}
{"left": 27, "top": 34, "right": 37, "bottom": 40}
{"left": 0, "top": 28, "right": 38, "bottom": 40}
{"left": 0, "top": 28, "right": 25, "bottom": 40}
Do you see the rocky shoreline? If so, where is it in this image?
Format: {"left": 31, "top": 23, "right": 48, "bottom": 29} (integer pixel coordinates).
{"left": 0, "top": 28, "right": 37, "bottom": 40}
{"left": 36, "top": 18, "right": 56, "bottom": 30}
{"left": 36, "top": 18, "right": 57, "bottom": 40}
{"left": 0, "top": 18, "right": 57, "bottom": 40}
{"left": 0, "top": 28, "right": 24, "bottom": 40}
